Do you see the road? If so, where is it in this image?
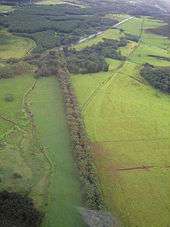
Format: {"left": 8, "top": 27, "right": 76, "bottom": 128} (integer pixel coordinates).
{"left": 78, "top": 16, "right": 134, "bottom": 44}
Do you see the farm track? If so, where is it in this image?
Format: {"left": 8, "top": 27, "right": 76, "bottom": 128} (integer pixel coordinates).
{"left": 22, "top": 79, "right": 54, "bottom": 169}
{"left": 81, "top": 18, "right": 145, "bottom": 115}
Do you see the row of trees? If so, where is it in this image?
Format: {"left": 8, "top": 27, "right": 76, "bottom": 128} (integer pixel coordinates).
{"left": 140, "top": 63, "right": 170, "bottom": 93}
{"left": 35, "top": 50, "right": 104, "bottom": 209}
{"left": 57, "top": 58, "right": 104, "bottom": 209}
{"left": 147, "top": 16, "right": 170, "bottom": 39}
{"left": 0, "top": 62, "right": 33, "bottom": 79}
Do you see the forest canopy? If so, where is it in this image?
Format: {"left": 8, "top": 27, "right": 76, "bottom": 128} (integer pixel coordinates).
{"left": 0, "top": 4, "right": 117, "bottom": 52}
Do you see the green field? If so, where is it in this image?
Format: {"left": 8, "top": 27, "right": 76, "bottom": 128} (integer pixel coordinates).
{"left": 0, "top": 74, "right": 84, "bottom": 227}
{"left": 0, "top": 28, "right": 36, "bottom": 60}
{"left": 31, "top": 77, "right": 84, "bottom": 227}
{"left": 75, "top": 29, "right": 122, "bottom": 50}
{"left": 0, "top": 4, "right": 13, "bottom": 13}
{"left": 35, "top": 0, "right": 84, "bottom": 7}
{"left": 0, "top": 75, "right": 49, "bottom": 209}
{"left": 72, "top": 16, "right": 170, "bottom": 227}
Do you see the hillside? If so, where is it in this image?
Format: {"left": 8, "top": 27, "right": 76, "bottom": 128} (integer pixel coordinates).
{"left": 0, "top": 0, "right": 170, "bottom": 227}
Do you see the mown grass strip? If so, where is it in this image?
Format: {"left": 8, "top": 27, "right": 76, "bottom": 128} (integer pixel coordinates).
{"left": 31, "top": 77, "right": 85, "bottom": 227}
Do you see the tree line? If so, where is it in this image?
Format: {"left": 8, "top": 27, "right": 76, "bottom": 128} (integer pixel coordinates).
{"left": 27, "top": 49, "right": 105, "bottom": 209}
{"left": 140, "top": 63, "right": 170, "bottom": 93}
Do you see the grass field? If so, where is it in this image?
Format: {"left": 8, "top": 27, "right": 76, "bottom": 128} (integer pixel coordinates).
{"left": 0, "top": 28, "right": 36, "bottom": 60}
{"left": 35, "top": 0, "right": 84, "bottom": 7}
{"left": 31, "top": 77, "right": 84, "bottom": 227}
{"left": 75, "top": 29, "right": 122, "bottom": 50}
{"left": 0, "top": 75, "right": 49, "bottom": 210}
{"left": 72, "top": 16, "right": 170, "bottom": 227}
{"left": 0, "top": 4, "right": 13, "bottom": 13}
{"left": 0, "top": 75, "right": 84, "bottom": 226}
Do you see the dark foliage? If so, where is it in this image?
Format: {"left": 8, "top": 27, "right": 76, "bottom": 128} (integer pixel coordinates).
{"left": 0, "top": 0, "right": 30, "bottom": 4}
{"left": 125, "top": 33, "right": 140, "bottom": 42}
{"left": 140, "top": 63, "right": 170, "bottom": 93}
{"left": 0, "top": 191, "right": 43, "bottom": 227}
{"left": 64, "top": 38, "right": 127, "bottom": 74}
{"left": 0, "top": 4, "right": 117, "bottom": 52}
{"left": 148, "top": 55, "right": 170, "bottom": 62}
{"left": 0, "top": 62, "right": 33, "bottom": 79}
{"left": 147, "top": 16, "right": 170, "bottom": 39}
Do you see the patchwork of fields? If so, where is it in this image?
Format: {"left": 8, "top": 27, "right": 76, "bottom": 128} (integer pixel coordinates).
{"left": 31, "top": 78, "right": 84, "bottom": 227}
{"left": 0, "top": 28, "right": 36, "bottom": 60}
{"left": 72, "top": 16, "right": 170, "bottom": 227}
{"left": 0, "top": 75, "right": 84, "bottom": 226}
{"left": 0, "top": 1, "right": 170, "bottom": 225}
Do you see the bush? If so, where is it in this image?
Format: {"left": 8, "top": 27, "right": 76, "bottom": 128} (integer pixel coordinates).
{"left": 0, "top": 191, "right": 43, "bottom": 227}
{"left": 4, "top": 93, "right": 14, "bottom": 102}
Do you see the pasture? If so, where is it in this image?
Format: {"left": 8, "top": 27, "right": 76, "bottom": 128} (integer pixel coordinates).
{"left": 31, "top": 77, "right": 84, "bottom": 227}
{"left": 0, "top": 74, "right": 84, "bottom": 227}
{"left": 0, "top": 28, "right": 36, "bottom": 60}
{"left": 0, "top": 75, "right": 49, "bottom": 209}
{"left": 75, "top": 29, "right": 122, "bottom": 50}
{"left": 72, "top": 16, "right": 170, "bottom": 227}
{"left": 0, "top": 4, "right": 13, "bottom": 13}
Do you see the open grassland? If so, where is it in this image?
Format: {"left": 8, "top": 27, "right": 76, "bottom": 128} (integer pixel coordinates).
{"left": 0, "top": 75, "right": 84, "bottom": 227}
{"left": 35, "top": 0, "right": 84, "bottom": 7}
{"left": 0, "top": 4, "right": 13, "bottom": 13}
{"left": 0, "top": 75, "right": 49, "bottom": 210}
{"left": 0, "top": 75, "right": 34, "bottom": 136}
{"left": 105, "top": 13, "right": 130, "bottom": 21}
{"left": 0, "top": 28, "right": 36, "bottom": 60}
{"left": 75, "top": 29, "right": 122, "bottom": 50}
{"left": 72, "top": 16, "right": 170, "bottom": 227}
{"left": 31, "top": 77, "right": 84, "bottom": 227}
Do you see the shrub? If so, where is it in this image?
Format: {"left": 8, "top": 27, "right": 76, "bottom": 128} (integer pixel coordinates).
{"left": 4, "top": 93, "right": 14, "bottom": 102}
{"left": 0, "top": 191, "right": 43, "bottom": 227}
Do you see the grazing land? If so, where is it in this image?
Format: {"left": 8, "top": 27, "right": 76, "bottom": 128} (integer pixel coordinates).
{"left": 0, "top": 29, "right": 36, "bottom": 60}
{"left": 1, "top": 0, "right": 170, "bottom": 226}
{"left": 31, "top": 77, "right": 84, "bottom": 227}
{"left": 0, "top": 4, "right": 13, "bottom": 12}
{"left": 72, "top": 16, "right": 170, "bottom": 227}
{"left": 0, "top": 74, "right": 84, "bottom": 227}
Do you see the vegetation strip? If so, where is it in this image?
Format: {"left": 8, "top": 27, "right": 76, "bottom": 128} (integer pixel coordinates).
{"left": 55, "top": 51, "right": 105, "bottom": 210}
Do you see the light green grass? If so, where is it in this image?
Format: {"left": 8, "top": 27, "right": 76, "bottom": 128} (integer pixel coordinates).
{"left": 31, "top": 77, "right": 84, "bottom": 227}
{"left": 35, "top": 0, "right": 84, "bottom": 7}
{"left": 0, "top": 75, "right": 34, "bottom": 134}
{"left": 0, "top": 4, "right": 13, "bottom": 13}
{"left": 0, "top": 75, "right": 49, "bottom": 209}
{"left": 72, "top": 16, "right": 170, "bottom": 227}
{"left": 0, "top": 29, "right": 36, "bottom": 60}
{"left": 105, "top": 13, "right": 130, "bottom": 22}
{"left": 75, "top": 29, "right": 122, "bottom": 50}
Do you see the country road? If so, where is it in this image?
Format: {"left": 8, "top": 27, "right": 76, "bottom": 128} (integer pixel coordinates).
{"left": 78, "top": 16, "right": 134, "bottom": 44}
